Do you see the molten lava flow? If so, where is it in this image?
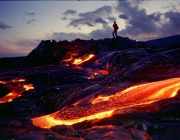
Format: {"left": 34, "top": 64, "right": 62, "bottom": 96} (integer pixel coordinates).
{"left": 0, "top": 91, "right": 22, "bottom": 104}
{"left": 92, "top": 95, "right": 112, "bottom": 104}
{"left": 72, "top": 54, "right": 95, "bottom": 65}
{"left": 62, "top": 52, "right": 78, "bottom": 65}
{"left": 0, "top": 80, "right": 6, "bottom": 84}
{"left": 93, "top": 70, "right": 108, "bottom": 76}
{"left": 23, "top": 84, "right": 34, "bottom": 91}
{"left": 62, "top": 58, "right": 73, "bottom": 62}
{"left": 32, "top": 77, "right": 180, "bottom": 129}
{"left": 32, "top": 110, "right": 114, "bottom": 128}
{"left": 0, "top": 79, "right": 34, "bottom": 104}
{"left": 87, "top": 69, "right": 109, "bottom": 79}
{"left": 12, "top": 78, "right": 26, "bottom": 82}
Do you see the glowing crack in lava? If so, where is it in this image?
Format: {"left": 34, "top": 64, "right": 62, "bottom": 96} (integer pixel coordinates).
{"left": 62, "top": 53, "right": 95, "bottom": 66}
{"left": 0, "top": 91, "right": 22, "bottom": 104}
{"left": 87, "top": 70, "right": 109, "bottom": 79}
{"left": 0, "top": 80, "right": 6, "bottom": 84}
{"left": 23, "top": 84, "right": 34, "bottom": 91}
{"left": 0, "top": 79, "right": 34, "bottom": 104}
{"left": 32, "top": 77, "right": 180, "bottom": 128}
{"left": 72, "top": 54, "right": 95, "bottom": 65}
{"left": 12, "top": 78, "right": 26, "bottom": 82}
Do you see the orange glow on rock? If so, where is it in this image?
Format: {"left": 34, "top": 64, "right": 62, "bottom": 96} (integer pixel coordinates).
{"left": 93, "top": 70, "right": 108, "bottom": 77}
{"left": 0, "top": 91, "right": 22, "bottom": 104}
{"left": 32, "top": 110, "right": 114, "bottom": 129}
{"left": 0, "top": 81, "right": 6, "bottom": 84}
{"left": 62, "top": 58, "right": 73, "bottom": 62}
{"left": 98, "top": 70, "right": 109, "bottom": 75}
{"left": 72, "top": 54, "right": 95, "bottom": 65}
{"left": 12, "top": 78, "right": 26, "bottom": 83}
{"left": 94, "top": 72, "right": 98, "bottom": 76}
{"left": 23, "top": 84, "right": 34, "bottom": 91}
{"left": 92, "top": 95, "right": 112, "bottom": 104}
{"left": 0, "top": 79, "right": 34, "bottom": 104}
{"left": 32, "top": 77, "right": 180, "bottom": 129}
{"left": 88, "top": 70, "right": 109, "bottom": 79}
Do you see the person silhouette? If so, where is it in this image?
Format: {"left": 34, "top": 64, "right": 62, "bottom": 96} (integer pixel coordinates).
{"left": 112, "top": 21, "right": 119, "bottom": 38}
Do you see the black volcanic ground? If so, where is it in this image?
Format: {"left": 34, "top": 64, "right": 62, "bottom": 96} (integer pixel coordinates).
{"left": 0, "top": 36, "right": 180, "bottom": 140}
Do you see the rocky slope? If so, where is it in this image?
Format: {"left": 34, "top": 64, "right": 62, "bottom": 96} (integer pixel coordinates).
{"left": 0, "top": 35, "right": 180, "bottom": 140}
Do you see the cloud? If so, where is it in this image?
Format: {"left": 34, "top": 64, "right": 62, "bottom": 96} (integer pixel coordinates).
{"left": 0, "top": 52, "right": 26, "bottom": 58}
{"left": 107, "top": 17, "right": 116, "bottom": 22}
{"left": 16, "top": 39, "right": 38, "bottom": 49}
{"left": 26, "top": 19, "right": 38, "bottom": 25}
{"left": 69, "top": 18, "right": 74, "bottom": 20}
{"left": 165, "top": 11, "right": 180, "bottom": 28}
{"left": 68, "top": 5, "right": 112, "bottom": 28}
{"left": 95, "top": 17, "right": 107, "bottom": 24}
{"left": 63, "top": 9, "right": 77, "bottom": 15}
{"left": 159, "top": 11, "right": 180, "bottom": 36}
{"left": 69, "top": 18, "right": 87, "bottom": 28}
{"left": 47, "top": 32, "right": 91, "bottom": 41}
{"left": 148, "top": 12, "right": 162, "bottom": 22}
{"left": 78, "top": 5, "right": 112, "bottom": 18}
{"left": 49, "top": 28, "right": 114, "bottom": 41}
{"left": 114, "top": 1, "right": 161, "bottom": 40}
{"left": 61, "top": 17, "right": 67, "bottom": 20}
{"left": 68, "top": 18, "right": 93, "bottom": 28}
{"left": 89, "top": 25, "right": 112, "bottom": 39}
{"left": 119, "top": 14, "right": 129, "bottom": 20}
{"left": 114, "top": 1, "right": 180, "bottom": 41}
{"left": 58, "top": 2, "right": 180, "bottom": 41}
{"left": 162, "top": 3, "right": 178, "bottom": 12}
{"left": 25, "top": 12, "right": 39, "bottom": 16}
{"left": 85, "top": 21, "right": 93, "bottom": 27}
{"left": 0, "top": 38, "right": 39, "bottom": 58}
{"left": 116, "top": 1, "right": 137, "bottom": 16}
{"left": 0, "top": 22, "right": 12, "bottom": 30}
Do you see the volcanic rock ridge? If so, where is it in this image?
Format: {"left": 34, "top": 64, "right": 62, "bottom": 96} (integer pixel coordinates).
{"left": 0, "top": 35, "right": 180, "bottom": 140}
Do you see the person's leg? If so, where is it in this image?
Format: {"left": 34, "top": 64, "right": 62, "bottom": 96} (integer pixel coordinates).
{"left": 115, "top": 30, "right": 117, "bottom": 38}
{"left": 112, "top": 31, "right": 115, "bottom": 38}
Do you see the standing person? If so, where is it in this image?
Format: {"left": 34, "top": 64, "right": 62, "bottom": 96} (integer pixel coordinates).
{"left": 112, "top": 21, "right": 119, "bottom": 38}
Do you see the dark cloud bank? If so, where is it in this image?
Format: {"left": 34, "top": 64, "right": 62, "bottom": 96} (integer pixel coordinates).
{"left": 26, "top": 19, "right": 38, "bottom": 25}
{"left": 0, "top": 22, "right": 12, "bottom": 30}
{"left": 25, "top": 12, "right": 39, "bottom": 16}
{"left": 56, "top": 1, "right": 180, "bottom": 41}
{"left": 117, "top": 1, "right": 180, "bottom": 40}
{"left": 63, "top": 9, "right": 77, "bottom": 15}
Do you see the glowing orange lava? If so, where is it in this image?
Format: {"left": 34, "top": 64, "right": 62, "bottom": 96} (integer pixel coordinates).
{"left": 95, "top": 70, "right": 108, "bottom": 75}
{"left": 72, "top": 54, "right": 95, "bottom": 65}
{"left": 0, "top": 91, "right": 22, "bottom": 104}
{"left": 12, "top": 78, "right": 26, "bottom": 82}
{"left": 0, "top": 80, "right": 6, "bottom": 84}
{"left": 62, "top": 58, "right": 73, "bottom": 62}
{"left": 32, "top": 77, "right": 180, "bottom": 129}
{"left": 88, "top": 70, "right": 109, "bottom": 79}
{"left": 23, "top": 84, "right": 34, "bottom": 91}
{"left": 0, "top": 78, "right": 34, "bottom": 104}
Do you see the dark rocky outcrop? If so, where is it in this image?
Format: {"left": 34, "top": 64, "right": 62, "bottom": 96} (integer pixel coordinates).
{"left": 1, "top": 35, "right": 180, "bottom": 139}
{"left": 146, "top": 34, "right": 180, "bottom": 50}
{"left": 0, "top": 36, "right": 147, "bottom": 71}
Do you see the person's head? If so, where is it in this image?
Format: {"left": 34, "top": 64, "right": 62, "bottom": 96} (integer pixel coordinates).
{"left": 114, "top": 21, "right": 116, "bottom": 23}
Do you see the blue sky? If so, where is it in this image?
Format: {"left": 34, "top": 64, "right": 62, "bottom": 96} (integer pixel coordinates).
{"left": 0, "top": 1, "right": 180, "bottom": 58}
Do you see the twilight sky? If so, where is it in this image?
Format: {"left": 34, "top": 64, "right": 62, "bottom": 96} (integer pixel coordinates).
{"left": 0, "top": 1, "right": 180, "bottom": 58}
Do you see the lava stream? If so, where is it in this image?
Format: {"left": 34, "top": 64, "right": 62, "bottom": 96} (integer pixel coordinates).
{"left": 23, "top": 84, "right": 34, "bottom": 91}
{"left": 72, "top": 54, "right": 95, "bottom": 65}
{"left": 0, "top": 91, "right": 22, "bottom": 104}
{"left": 0, "top": 79, "right": 34, "bottom": 104}
{"left": 32, "top": 77, "right": 180, "bottom": 129}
